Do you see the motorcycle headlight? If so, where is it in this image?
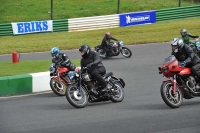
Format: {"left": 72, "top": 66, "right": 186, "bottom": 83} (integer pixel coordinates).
{"left": 119, "top": 41, "right": 124, "bottom": 46}
{"left": 197, "top": 45, "right": 200, "bottom": 51}
{"left": 82, "top": 73, "right": 91, "bottom": 81}
{"left": 162, "top": 66, "right": 169, "bottom": 73}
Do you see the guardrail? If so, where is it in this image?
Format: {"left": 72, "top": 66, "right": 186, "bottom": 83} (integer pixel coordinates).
{"left": 156, "top": 5, "right": 200, "bottom": 22}
{"left": 68, "top": 14, "right": 119, "bottom": 32}
{"left": 53, "top": 19, "right": 68, "bottom": 32}
{"left": 0, "top": 23, "right": 13, "bottom": 36}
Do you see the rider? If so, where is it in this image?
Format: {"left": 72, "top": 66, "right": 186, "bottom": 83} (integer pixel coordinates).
{"left": 101, "top": 32, "right": 119, "bottom": 56}
{"left": 79, "top": 44, "right": 111, "bottom": 95}
{"left": 171, "top": 38, "right": 200, "bottom": 84}
{"left": 50, "top": 47, "right": 76, "bottom": 76}
{"left": 180, "top": 29, "right": 199, "bottom": 45}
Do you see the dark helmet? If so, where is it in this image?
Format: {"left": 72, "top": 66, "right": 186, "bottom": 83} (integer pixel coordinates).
{"left": 105, "top": 32, "right": 111, "bottom": 39}
{"left": 171, "top": 38, "right": 184, "bottom": 53}
{"left": 79, "top": 44, "right": 91, "bottom": 58}
{"left": 180, "top": 29, "right": 187, "bottom": 37}
{"left": 51, "top": 47, "right": 60, "bottom": 58}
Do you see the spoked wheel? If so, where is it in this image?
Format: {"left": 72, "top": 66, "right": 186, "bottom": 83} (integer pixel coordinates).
{"left": 50, "top": 78, "right": 67, "bottom": 96}
{"left": 121, "top": 47, "right": 132, "bottom": 58}
{"left": 66, "top": 85, "right": 88, "bottom": 108}
{"left": 110, "top": 83, "right": 124, "bottom": 102}
{"left": 160, "top": 81, "right": 183, "bottom": 108}
{"left": 98, "top": 49, "right": 107, "bottom": 59}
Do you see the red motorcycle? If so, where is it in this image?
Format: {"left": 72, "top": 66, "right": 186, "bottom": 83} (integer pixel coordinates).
{"left": 49, "top": 63, "right": 74, "bottom": 96}
{"left": 158, "top": 55, "right": 200, "bottom": 108}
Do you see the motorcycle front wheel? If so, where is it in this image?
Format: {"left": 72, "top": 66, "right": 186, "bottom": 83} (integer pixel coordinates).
{"left": 160, "top": 81, "right": 183, "bottom": 108}
{"left": 120, "top": 47, "right": 132, "bottom": 58}
{"left": 50, "top": 78, "right": 67, "bottom": 96}
{"left": 66, "top": 85, "right": 88, "bottom": 108}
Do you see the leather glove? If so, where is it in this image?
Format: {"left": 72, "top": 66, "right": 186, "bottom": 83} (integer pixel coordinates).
{"left": 86, "top": 63, "right": 93, "bottom": 68}
{"left": 179, "top": 61, "right": 186, "bottom": 67}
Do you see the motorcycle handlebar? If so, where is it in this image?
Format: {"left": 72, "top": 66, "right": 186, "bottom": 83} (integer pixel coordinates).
{"left": 82, "top": 67, "right": 88, "bottom": 70}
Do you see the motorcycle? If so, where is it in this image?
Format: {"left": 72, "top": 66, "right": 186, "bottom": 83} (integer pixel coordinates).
{"left": 94, "top": 41, "right": 132, "bottom": 59}
{"left": 193, "top": 38, "right": 200, "bottom": 57}
{"left": 188, "top": 38, "right": 200, "bottom": 57}
{"left": 65, "top": 67, "right": 125, "bottom": 108}
{"left": 49, "top": 62, "right": 76, "bottom": 96}
{"left": 158, "top": 55, "right": 200, "bottom": 108}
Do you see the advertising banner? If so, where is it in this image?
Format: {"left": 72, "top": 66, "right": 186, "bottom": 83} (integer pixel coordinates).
{"left": 120, "top": 11, "right": 156, "bottom": 27}
{"left": 12, "top": 20, "right": 53, "bottom": 35}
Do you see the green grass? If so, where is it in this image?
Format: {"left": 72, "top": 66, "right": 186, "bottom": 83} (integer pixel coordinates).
{"left": 0, "top": 17, "right": 199, "bottom": 55}
{"left": 0, "top": 60, "right": 80, "bottom": 77}
{"left": 0, "top": 0, "right": 199, "bottom": 23}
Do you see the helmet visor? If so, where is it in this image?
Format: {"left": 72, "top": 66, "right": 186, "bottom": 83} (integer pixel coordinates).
{"left": 171, "top": 45, "right": 178, "bottom": 53}
{"left": 80, "top": 51, "right": 85, "bottom": 55}
{"left": 51, "top": 53, "right": 56, "bottom": 57}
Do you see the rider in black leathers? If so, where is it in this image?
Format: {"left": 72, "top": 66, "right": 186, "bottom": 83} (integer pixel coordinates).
{"left": 50, "top": 47, "right": 76, "bottom": 76}
{"left": 171, "top": 38, "right": 200, "bottom": 82}
{"left": 101, "top": 32, "right": 119, "bottom": 56}
{"left": 79, "top": 44, "right": 110, "bottom": 95}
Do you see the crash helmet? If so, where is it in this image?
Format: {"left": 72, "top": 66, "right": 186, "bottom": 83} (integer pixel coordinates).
{"left": 180, "top": 29, "right": 187, "bottom": 37}
{"left": 171, "top": 38, "right": 184, "bottom": 53}
{"left": 79, "top": 44, "right": 91, "bottom": 58}
{"left": 51, "top": 47, "right": 60, "bottom": 58}
{"left": 105, "top": 32, "right": 111, "bottom": 39}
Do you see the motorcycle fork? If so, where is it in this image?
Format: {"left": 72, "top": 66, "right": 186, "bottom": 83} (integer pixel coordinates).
{"left": 173, "top": 75, "right": 177, "bottom": 95}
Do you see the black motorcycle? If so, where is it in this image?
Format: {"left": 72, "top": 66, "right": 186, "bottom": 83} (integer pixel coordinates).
{"left": 65, "top": 67, "right": 125, "bottom": 108}
{"left": 94, "top": 41, "right": 132, "bottom": 59}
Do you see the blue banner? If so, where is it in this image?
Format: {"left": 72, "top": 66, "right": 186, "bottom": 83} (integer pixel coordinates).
{"left": 120, "top": 11, "right": 156, "bottom": 27}
{"left": 12, "top": 20, "right": 53, "bottom": 35}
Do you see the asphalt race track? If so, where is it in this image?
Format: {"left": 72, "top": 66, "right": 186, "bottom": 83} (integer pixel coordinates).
{"left": 1, "top": 43, "right": 200, "bottom": 133}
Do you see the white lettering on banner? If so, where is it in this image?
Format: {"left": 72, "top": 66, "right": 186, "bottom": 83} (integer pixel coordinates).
{"left": 126, "top": 15, "right": 150, "bottom": 24}
{"left": 11, "top": 20, "right": 53, "bottom": 35}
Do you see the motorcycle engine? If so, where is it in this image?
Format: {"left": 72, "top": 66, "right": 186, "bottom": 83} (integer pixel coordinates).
{"left": 86, "top": 81, "right": 95, "bottom": 90}
{"left": 186, "top": 76, "right": 196, "bottom": 91}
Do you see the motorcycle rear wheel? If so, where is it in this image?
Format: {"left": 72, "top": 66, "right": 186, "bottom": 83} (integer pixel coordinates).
{"left": 110, "top": 83, "right": 124, "bottom": 102}
{"left": 66, "top": 85, "right": 88, "bottom": 108}
{"left": 160, "top": 81, "right": 183, "bottom": 108}
{"left": 50, "top": 78, "right": 67, "bottom": 96}
{"left": 97, "top": 49, "right": 107, "bottom": 59}
{"left": 121, "top": 47, "right": 132, "bottom": 58}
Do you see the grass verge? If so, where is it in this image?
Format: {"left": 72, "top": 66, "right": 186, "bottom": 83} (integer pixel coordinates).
{"left": 0, "top": 60, "right": 80, "bottom": 77}
{"left": 0, "top": 17, "right": 199, "bottom": 55}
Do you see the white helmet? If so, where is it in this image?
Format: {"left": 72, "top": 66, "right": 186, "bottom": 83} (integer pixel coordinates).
{"left": 171, "top": 38, "right": 184, "bottom": 53}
